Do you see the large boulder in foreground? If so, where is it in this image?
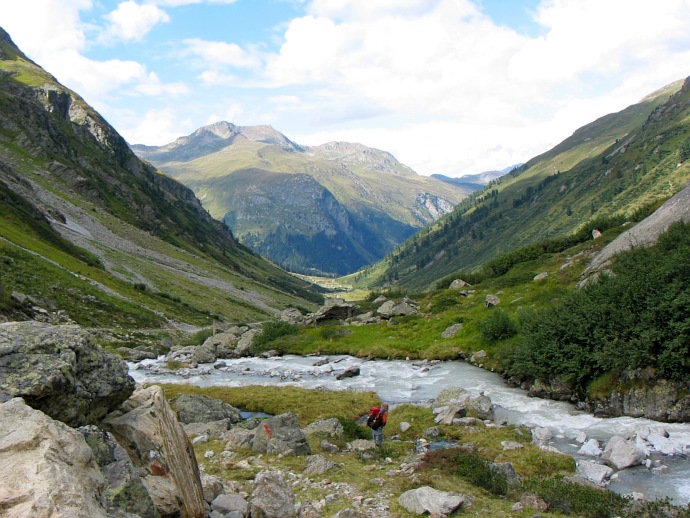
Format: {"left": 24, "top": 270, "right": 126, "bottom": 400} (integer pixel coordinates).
{"left": 0, "top": 398, "right": 107, "bottom": 517}
{"left": 398, "top": 486, "right": 465, "bottom": 515}
{"left": 0, "top": 322, "right": 135, "bottom": 427}
{"left": 249, "top": 470, "right": 296, "bottom": 518}
{"left": 104, "top": 385, "right": 206, "bottom": 518}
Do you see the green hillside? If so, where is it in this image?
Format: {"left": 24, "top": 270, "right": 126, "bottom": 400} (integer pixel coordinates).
{"left": 0, "top": 27, "right": 322, "bottom": 330}
{"left": 350, "top": 77, "right": 690, "bottom": 290}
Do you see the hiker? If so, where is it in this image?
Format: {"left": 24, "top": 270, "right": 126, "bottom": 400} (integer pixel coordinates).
{"left": 367, "top": 402, "right": 389, "bottom": 446}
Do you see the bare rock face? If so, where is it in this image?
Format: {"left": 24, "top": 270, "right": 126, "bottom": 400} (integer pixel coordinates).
{"left": 0, "top": 321, "right": 135, "bottom": 427}
{"left": 249, "top": 470, "right": 296, "bottom": 518}
{"left": 0, "top": 398, "right": 107, "bottom": 518}
{"left": 171, "top": 393, "right": 242, "bottom": 425}
{"left": 104, "top": 385, "right": 206, "bottom": 518}
{"left": 376, "top": 298, "right": 419, "bottom": 318}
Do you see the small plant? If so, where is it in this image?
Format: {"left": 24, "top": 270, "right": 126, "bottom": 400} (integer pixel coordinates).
{"left": 166, "top": 360, "right": 183, "bottom": 370}
{"left": 477, "top": 308, "right": 517, "bottom": 343}
{"left": 422, "top": 449, "right": 509, "bottom": 495}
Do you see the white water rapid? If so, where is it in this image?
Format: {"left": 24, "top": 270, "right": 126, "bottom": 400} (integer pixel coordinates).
{"left": 129, "top": 355, "right": 690, "bottom": 504}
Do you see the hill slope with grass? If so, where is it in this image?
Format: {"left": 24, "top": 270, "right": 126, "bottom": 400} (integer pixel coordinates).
{"left": 0, "top": 27, "right": 322, "bottom": 330}
{"left": 349, "top": 76, "right": 690, "bottom": 290}
{"left": 133, "top": 124, "right": 470, "bottom": 276}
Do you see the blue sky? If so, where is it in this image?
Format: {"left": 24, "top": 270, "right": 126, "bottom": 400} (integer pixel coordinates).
{"left": 1, "top": 0, "right": 689, "bottom": 177}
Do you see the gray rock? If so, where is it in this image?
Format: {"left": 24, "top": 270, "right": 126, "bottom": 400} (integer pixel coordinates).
{"left": 332, "top": 509, "right": 365, "bottom": 517}
{"left": 602, "top": 435, "right": 645, "bottom": 470}
{"left": 304, "top": 454, "right": 338, "bottom": 475}
{"left": 501, "top": 441, "right": 524, "bottom": 451}
{"left": 576, "top": 461, "right": 614, "bottom": 485}
{"left": 320, "top": 439, "right": 339, "bottom": 453}
{"left": 204, "top": 328, "right": 243, "bottom": 359}
{"left": 201, "top": 473, "right": 226, "bottom": 504}
{"left": 280, "top": 308, "right": 305, "bottom": 325}
{"left": 470, "top": 350, "right": 487, "bottom": 363}
{"left": 484, "top": 294, "right": 500, "bottom": 307}
{"left": 117, "top": 347, "right": 157, "bottom": 361}
{"left": 346, "top": 439, "right": 376, "bottom": 451}
{"left": 104, "top": 385, "right": 206, "bottom": 518}
{"left": 492, "top": 461, "right": 520, "bottom": 489}
{"left": 191, "top": 342, "right": 217, "bottom": 364}
{"left": 252, "top": 412, "right": 311, "bottom": 456}
{"left": 434, "top": 404, "right": 467, "bottom": 424}
{"left": 578, "top": 439, "right": 603, "bottom": 457}
{"left": 376, "top": 299, "right": 419, "bottom": 318}
{"left": 467, "top": 392, "right": 493, "bottom": 420}
{"left": 249, "top": 471, "right": 295, "bottom": 518}
{"left": 0, "top": 322, "right": 135, "bottom": 427}
{"left": 400, "top": 421, "right": 412, "bottom": 432}
{"left": 184, "top": 418, "right": 233, "bottom": 438}
{"left": 398, "top": 486, "right": 465, "bottom": 515}
{"left": 434, "top": 387, "right": 471, "bottom": 406}
{"left": 520, "top": 493, "right": 548, "bottom": 511}
{"left": 533, "top": 272, "right": 549, "bottom": 281}
{"left": 311, "top": 298, "right": 358, "bottom": 323}
{"left": 0, "top": 398, "right": 107, "bottom": 517}
{"left": 212, "top": 493, "right": 248, "bottom": 516}
{"left": 78, "top": 425, "right": 157, "bottom": 517}
{"left": 224, "top": 427, "right": 255, "bottom": 450}
{"left": 372, "top": 295, "right": 388, "bottom": 304}
{"left": 235, "top": 328, "right": 261, "bottom": 357}
{"left": 441, "top": 323, "right": 463, "bottom": 338}
{"left": 335, "top": 365, "right": 360, "bottom": 380}
{"left": 532, "top": 427, "right": 553, "bottom": 443}
{"left": 304, "top": 417, "right": 343, "bottom": 438}
{"left": 171, "top": 394, "right": 242, "bottom": 424}
{"left": 449, "top": 279, "right": 470, "bottom": 289}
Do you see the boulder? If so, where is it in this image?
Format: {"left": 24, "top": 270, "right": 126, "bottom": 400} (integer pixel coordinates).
{"left": 441, "top": 323, "right": 463, "bottom": 338}
{"left": 252, "top": 412, "right": 311, "bottom": 456}
{"left": 235, "top": 328, "right": 261, "bottom": 357}
{"left": 212, "top": 493, "right": 248, "bottom": 516}
{"left": 532, "top": 427, "right": 553, "bottom": 443}
{"left": 224, "top": 427, "right": 255, "bottom": 450}
{"left": 398, "top": 486, "right": 465, "bottom": 515}
{"left": 449, "top": 278, "right": 470, "bottom": 289}
{"left": 249, "top": 471, "right": 296, "bottom": 518}
{"left": 434, "top": 404, "right": 467, "bottom": 425}
{"left": 280, "top": 308, "right": 306, "bottom": 325}
{"left": 335, "top": 365, "right": 360, "bottom": 380}
{"left": 104, "top": 385, "right": 206, "bottom": 518}
{"left": 78, "top": 425, "right": 157, "bottom": 517}
{"left": 0, "top": 398, "right": 107, "bottom": 517}
{"left": 304, "top": 417, "right": 344, "bottom": 438}
{"left": 576, "top": 461, "right": 614, "bottom": 485}
{"left": 304, "top": 454, "right": 338, "bottom": 476}
{"left": 191, "top": 342, "right": 217, "bottom": 364}
{"left": 492, "top": 461, "right": 520, "bottom": 489}
{"left": 533, "top": 272, "right": 549, "bottom": 281}
{"left": 376, "top": 298, "right": 419, "bottom": 318}
{"left": 602, "top": 435, "right": 645, "bottom": 470}
{"left": 484, "top": 294, "right": 500, "bottom": 307}
{"left": 470, "top": 350, "right": 487, "bottom": 363}
{"left": 434, "top": 387, "right": 471, "bottom": 406}
{"left": 520, "top": 493, "right": 548, "bottom": 511}
{"left": 204, "top": 328, "right": 244, "bottom": 359}
{"left": 311, "top": 298, "right": 358, "bottom": 324}
{"left": 467, "top": 392, "right": 493, "bottom": 420}
{"left": 372, "top": 295, "right": 388, "bottom": 304}
{"left": 578, "top": 439, "right": 603, "bottom": 457}
{"left": 201, "top": 473, "right": 226, "bottom": 504}
{"left": 171, "top": 393, "right": 242, "bottom": 425}
{"left": 116, "top": 347, "right": 157, "bottom": 361}
{"left": 0, "top": 321, "right": 135, "bottom": 427}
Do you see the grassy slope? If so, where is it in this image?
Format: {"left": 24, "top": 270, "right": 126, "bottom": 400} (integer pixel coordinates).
{"left": 0, "top": 32, "right": 322, "bottom": 328}
{"left": 348, "top": 78, "right": 689, "bottom": 291}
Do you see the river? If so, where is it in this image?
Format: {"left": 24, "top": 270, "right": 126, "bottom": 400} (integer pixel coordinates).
{"left": 129, "top": 354, "right": 690, "bottom": 504}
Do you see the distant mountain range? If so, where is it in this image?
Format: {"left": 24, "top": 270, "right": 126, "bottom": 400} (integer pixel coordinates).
{"left": 0, "top": 27, "right": 321, "bottom": 327}
{"left": 351, "top": 77, "right": 689, "bottom": 289}
{"left": 432, "top": 164, "right": 523, "bottom": 191}
{"left": 133, "top": 124, "right": 470, "bottom": 276}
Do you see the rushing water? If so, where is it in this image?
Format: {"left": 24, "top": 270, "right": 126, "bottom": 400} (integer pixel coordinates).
{"left": 129, "top": 354, "right": 690, "bottom": 504}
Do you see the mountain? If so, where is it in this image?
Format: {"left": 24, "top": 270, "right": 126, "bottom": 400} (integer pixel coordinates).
{"left": 350, "top": 76, "right": 689, "bottom": 290}
{"left": 132, "top": 124, "right": 469, "bottom": 276}
{"left": 432, "top": 163, "right": 523, "bottom": 191}
{"left": 0, "top": 27, "right": 322, "bottom": 329}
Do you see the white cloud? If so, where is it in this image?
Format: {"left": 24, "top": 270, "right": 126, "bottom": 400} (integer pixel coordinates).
{"left": 118, "top": 107, "right": 193, "bottom": 145}
{"left": 101, "top": 1, "right": 170, "bottom": 43}
{"left": 184, "top": 38, "right": 261, "bottom": 68}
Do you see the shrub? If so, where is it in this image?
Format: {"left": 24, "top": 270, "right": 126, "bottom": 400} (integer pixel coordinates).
{"left": 523, "top": 477, "right": 628, "bottom": 517}
{"left": 422, "top": 449, "right": 509, "bottom": 495}
{"left": 477, "top": 308, "right": 518, "bottom": 344}
{"left": 252, "top": 320, "right": 299, "bottom": 352}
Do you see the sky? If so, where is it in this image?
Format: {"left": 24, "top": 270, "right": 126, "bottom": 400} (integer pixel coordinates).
{"left": 1, "top": 0, "right": 689, "bottom": 177}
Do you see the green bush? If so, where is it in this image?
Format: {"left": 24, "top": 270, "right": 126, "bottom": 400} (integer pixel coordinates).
{"left": 422, "top": 449, "right": 509, "bottom": 495}
{"left": 252, "top": 320, "right": 299, "bottom": 352}
{"left": 524, "top": 477, "right": 628, "bottom": 517}
{"left": 510, "top": 221, "right": 690, "bottom": 393}
{"left": 477, "top": 308, "right": 518, "bottom": 344}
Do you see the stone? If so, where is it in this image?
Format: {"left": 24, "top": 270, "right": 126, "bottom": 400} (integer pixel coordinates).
{"left": 441, "top": 323, "right": 463, "bottom": 338}
{"left": 533, "top": 272, "right": 549, "bottom": 281}
{"left": 372, "top": 295, "right": 388, "bottom": 304}
{"left": 311, "top": 298, "right": 358, "bottom": 323}
{"left": 332, "top": 509, "right": 365, "bottom": 518}
{"left": 511, "top": 502, "right": 524, "bottom": 512}
{"left": 335, "top": 365, "right": 360, "bottom": 380}
{"left": 376, "top": 299, "right": 419, "bottom": 318}
{"left": 449, "top": 278, "right": 470, "bottom": 289}
{"left": 520, "top": 493, "right": 548, "bottom": 511}
{"left": 204, "top": 328, "right": 243, "bottom": 359}
{"left": 434, "top": 404, "right": 467, "bottom": 425}
{"left": 224, "top": 427, "right": 255, "bottom": 450}
{"left": 467, "top": 392, "right": 493, "bottom": 420}
{"left": 578, "top": 438, "right": 603, "bottom": 457}
{"left": 116, "top": 347, "right": 157, "bottom": 361}
{"left": 235, "top": 328, "right": 261, "bottom": 357}
{"left": 0, "top": 322, "right": 135, "bottom": 427}
{"left": 304, "top": 454, "right": 338, "bottom": 475}
{"left": 184, "top": 418, "right": 233, "bottom": 438}
{"left": 191, "top": 342, "right": 217, "bottom": 364}
{"left": 346, "top": 439, "right": 376, "bottom": 452}
{"left": 501, "top": 441, "right": 524, "bottom": 451}
{"left": 298, "top": 502, "right": 323, "bottom": 517}
{"left": 212, "top": 493, "right": 248, "bottom": 516}
{"left": 576, "top": 461, "right": 614, "bottom": 485}
{"left": 171, "top": 393, "right": 242, "bottom": 424}
{"left": 602, "top": 435, "right": 645, "bottom": 470}
{"left": 252, "top": 412, "right": 311, "bottom": 456}
{"left": 104, "top": 385, "right": 206, "bottom": 518}
{"left": 434, "top": 387, "right": 471, "bottom": 406}
{"left": 280, "top": 308, "right": 305, "bottom": 325}
{"left": 484, "top": 294, "right": 500, "bottom": 307}
{"left": 398, "top": 486, "right": 465, "bottom": 515}
{"left": 304, "top": 418, "right": 343, "bottom": 438}
{"left": 492, "top": 462, "right": 520, "bottom": 489}
{"left": 400, "top": 421, "right": 412, "bottom": 432}
{"left": 201, "top": 473, "right": 226, "bottom": 504}
{"left": 249, "top": 471, "right": 296, "bottom": 518}
{"left": 575, "top": 431, "right": 588, "bottom": 443}
{"left": 320, "top": 439, "right": 339, "bottom": 453}
{"left": 470, "top": 350, "right": 487, "bottom": 363}
{"left": 0, "top": 398, "right": 107, "bottom": 517}
{"left": 78, "top": 425, "right": 157, "bottom": 517}
{"left": 532, "top": 427, "right": 553, "bottom": 443}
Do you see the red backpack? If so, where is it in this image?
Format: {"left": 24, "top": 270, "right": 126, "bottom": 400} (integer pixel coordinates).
{"left": 366, "top": 407, "right": 381, "bottom": 430}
